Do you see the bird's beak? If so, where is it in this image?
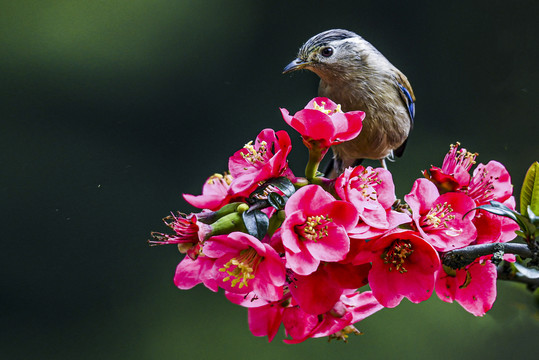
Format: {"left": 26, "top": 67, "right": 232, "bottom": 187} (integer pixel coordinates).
{"left": 283, "top": 58, "right": 310, "bottom": 74}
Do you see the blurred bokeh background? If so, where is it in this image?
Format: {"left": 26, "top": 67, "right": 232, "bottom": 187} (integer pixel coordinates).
{"left": 1, "top": 0, "right": 538, "bottom": 359}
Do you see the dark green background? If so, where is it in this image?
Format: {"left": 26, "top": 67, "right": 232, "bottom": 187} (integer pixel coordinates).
{"left": 2, "top": 1, "right": 538, "bottom": 359}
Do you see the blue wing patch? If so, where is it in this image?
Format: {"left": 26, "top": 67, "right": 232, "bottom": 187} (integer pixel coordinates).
{"left": 398, "top": 83, "right": 415, "bottom": 125}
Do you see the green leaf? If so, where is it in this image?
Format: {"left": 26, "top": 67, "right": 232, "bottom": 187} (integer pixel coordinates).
{"left": 527, "top": 206, "right": 539, "bottom": 225}
{"left": 267, "top": 192, "right": 287, "bottom": 210}
{"left": 520, "top": 162, "right": 539, "bottom": 215}
{"left": 248, "top": 177, "right": 295, "bottom": 206}
{"left": 242, "top": 210, "right": 269, "bottom": 240}
{"left": 514, "top": 262, "right": 539, "bottom": 279}
{"left": 474, "top": 201, "right": 518, "bottom": 222}
{"left": 265, "top": 177, "right": 296, "bottom": 197}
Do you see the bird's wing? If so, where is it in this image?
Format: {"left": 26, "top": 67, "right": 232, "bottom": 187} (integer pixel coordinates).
{"left": 393, "top": 71, "right": 416, "bottom": 158}
{"left": 395, "top": 71, "right": 415, "bottom": 127}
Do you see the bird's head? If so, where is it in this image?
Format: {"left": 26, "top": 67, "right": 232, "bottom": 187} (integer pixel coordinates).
{"left": 283, "top": 29, "right": 365, "bottom": 80}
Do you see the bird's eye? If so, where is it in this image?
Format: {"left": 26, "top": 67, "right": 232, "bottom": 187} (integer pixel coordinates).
{"left": 321, "top": 47, "right": 334, "bottom": 57}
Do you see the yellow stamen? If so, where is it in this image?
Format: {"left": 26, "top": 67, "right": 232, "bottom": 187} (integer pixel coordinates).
{"left": 297, "top": 214, "right": 333, "bottom": 242}
{"left": 423, "top": 202, "right": 458, "bottom": 236}
{"left": 381, "top": 240, "right": 414, "bottom": 273}
{"left": 218, "top": 248, "right": 262, "bottom": 289}
{"left": 241, "top": 140, "right": 267, "bottom": 164}
{"left": 206, "top": 173, "right": 233, "bottom": 186}
{"left": 313, "top": 100, "right": 343, "bottom": 115}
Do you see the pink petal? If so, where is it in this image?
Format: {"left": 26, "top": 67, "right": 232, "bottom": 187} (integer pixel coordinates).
{"left": 321, "top": 200, "right": 359, "bottom": 230}
{"left": 281, "top": 211, "right": 306, "bottom": 254}
{"left": 368, "top": 265, "right": 406, "bottom": 308}
{"left": 182, "top": 193, "right": 226, "bottom": 211}
{"left": 248, "top": 304, "right": 284, "bottom": 342}
{"left": 372, "top": 167, "right": 397, "bottom": 209}
{"left": 326, "top": 262, "right": 370, "bottom": 290}
{"left": 291, "top": 109, "right": 336, "bottom": 141}
{"left": 424, "top": 192, "right": 477, "bottom": 251}
{"left": 360, "top": 205, "right": 391, "bottom": 229}
{"left": 308, "top": 312, "right": 353, "bottom": 339}
{"left": 228, "top": 231, "right": 267, "bottom": 253}
{"left": 455, "top": 260, "right": 497, "bottom": 316}
{"left": 368, "top": 231, "right": 440, "bottom": 308}
{"left": 437, "top": 192, "right": 476, "bottom": 217}
{"left": 473, "top": 161, "right": 513, "bottom": 203}
{"left": 285, "top": 184, "right": 334, "bottom": 216}
{"left": 303, "top": 224, "right": 350, "bottom": 262}
{"left": 435, "top": 267, "right": 457, "bottom": 304}
{"left": 387, "top": 209, "right": 413, "bottom": 228}
{"left": 342, "top": 291, "right": 384, "bottom": 323}
{"left": 289, "top": 267, "right": 343, "bottom": 315}
{"left": 279, "top": 108, "right": 294, "bottom": 128}
{"left": 405, "top": 178, "right": 440, "bottom": 216}
{"left": 258, "top": 245, "right": 286, "bottom": 286}
{"left": 285, "top": 244, "right": 320, "bottom": 276}
{"left": 173, "top": 256, "right": 218, "bottom": 292}
{"left": 473, "top": 212, "right": 502, "bottom": 244}
{"left": 225, "top": 291, "right": 267, "bottom": 308}
{"left": 305, "top": 97, "right": 338, "bottom": 110}
{"left": 202, "top": 234, "right": 247, "bottom": 258}
{"left": 282, "top": 307, "right": 318, "bottom": 341}
{"left": 251, "top": 276, "right": 283, "bottom": 302}
{"left": 338, "top": 111, "right": 364, "bottom": 141}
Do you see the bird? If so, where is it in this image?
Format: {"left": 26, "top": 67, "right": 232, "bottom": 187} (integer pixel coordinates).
{"left": 283, "top": 29, "right": 415, "bottom": 177}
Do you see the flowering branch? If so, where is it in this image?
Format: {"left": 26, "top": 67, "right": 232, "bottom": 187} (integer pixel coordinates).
{"left": 151, "top": 97, "right": 539, "bottom": 343}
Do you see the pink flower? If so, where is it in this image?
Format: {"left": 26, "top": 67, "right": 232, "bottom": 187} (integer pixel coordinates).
{"left": 424, "top": 146, "right": 518, "bottom": 245}
{"left": 281, "top": 185, "right": 359, "bottom": 275}
{"left": 424, "top": 143, "right": 477, "bottom": 192}
{"left": 288, "top": 262, "right": 370, "bottom": 315}
{"left": 334, "top": 165, "right": 411, "bottom": 253}
{"left": 183, "top": 173, "right": 236, "bottom": 211}
{"left": 226, "top": 292, "right": 290, "bottom": 343}
{"left": 405, "top": 178, "right": 477, "bottom": 252}
{"left": 280, "top": 97, "right": 364, "bottom": 151}
{"left": 464, "top": 161, "right": 519, "bottom": 244}
{"left": 149, "top": 212, "right": 212, "bottom": 259}
{"left": 466, "top": 161, "right": 513, "bottom": 205}
{"left": 282, "top": 291, "right": 382, "bottom": 344}
{"left": 359, "top": 230, "right": 440, "bottom": 308}
{"left": 228, "top": 128, "right": 294, "bottom": 197}
{"left": 248, "top": 301, "right": 287, "bottom": 342}
{"left": 203, "top": 232, "right": 285, "bottom": 301}
{"left": 435, "top": 257, "right": 497, "bottom": 316}
{"left": 335, "top": 165, "right": 397, "bottom": 228}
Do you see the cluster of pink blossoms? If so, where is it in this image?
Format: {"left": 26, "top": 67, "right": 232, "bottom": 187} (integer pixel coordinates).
{"left": 151, "top": 97, "right": 518, "bottom": 343}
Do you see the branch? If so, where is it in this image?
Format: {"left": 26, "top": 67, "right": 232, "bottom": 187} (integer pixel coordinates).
{"left": 442, "top": 243, "right": 533, "bottom": 269}
{"left": 497, "top": 262, "right": 539, "bottom": 291}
